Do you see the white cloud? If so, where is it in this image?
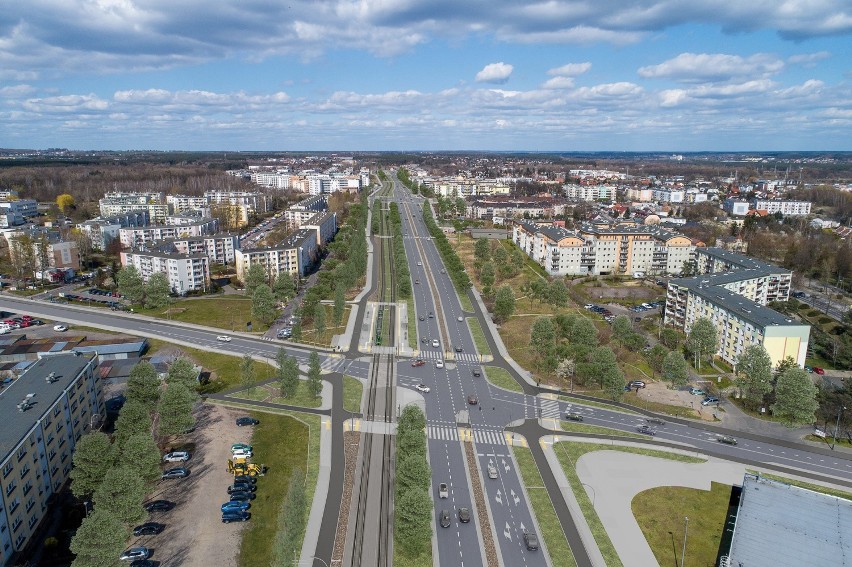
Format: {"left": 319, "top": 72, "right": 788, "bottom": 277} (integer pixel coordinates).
{"left": 475, "top": 62, "right": 513, "bottom": 84}
{"left": 788, "top": 51, "right": 831, "bottom": 66}
{"left": 638, "top": 53, "right": 784, "bottom": 82}
{"left": 22, "top": 94, "right": 109, "bottom": 113}
{"left": 547, "top": 62, "right": 592, "bottom": 77}
{"left": 542, "top": 77, "right": 575, "bottom": 90}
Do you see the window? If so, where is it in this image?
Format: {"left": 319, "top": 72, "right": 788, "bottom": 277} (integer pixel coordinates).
{"left": 5, "top": 481, "right": 16, "bottom": 496}
{"left": 9, "top": 498, "right": 20, "bottom": 515}
{"left": 19, "top": 465, "right": 29, "bottom": 479}
{"left": 16, "top": 448, "right": 26, "bottom": 462}
{"left": 27, "top": 513, "right": 38, "bottom": 528}
{"left": 53, "top": 406, "right": 61, "bottom": 417}
{"left": 25, "top": 497, "right": 34, "bottom": 513}
{"left": 3, "top": 462, "right": 12, "bottom": 478}
{"left": 22, "top": 481, "right": 32, "bottom": 496}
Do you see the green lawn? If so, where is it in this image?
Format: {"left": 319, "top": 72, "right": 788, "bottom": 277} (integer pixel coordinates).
{"left": 558, "top": 396, "right": 641, "bottom": 415}
{"left": 559, "top": 422, "right": 645, "bottom": 439}
{"left": 236, "top": 411, "right": 310, "bottom": 567}
{"left": 552, "top": 442, "right": 706, "bottom": 567}
{"left": 135, "top": 296, "right": 271, "bottom": 333}
{"left": 466, "top": 317, "right": 492, "bottom": 356}
{"left": 632, "top": 482, "right": 733, "bottom": 567}
{"left": 407, "top": 297, "right": 417, "bottom": 349}
{"left": 343, "top": 375, "right": 363, "bottom": 413}
{"left": 268, "top": 380, "right": 323, "bottom": 409}
{"left": 484, "top": 366, "right": 524, "bottom": 393}
{"left": 458, "top": 292, "right": 474, "bottom": 312}
{"left": 512, "top": 447, "right": 578, "bottom": 567}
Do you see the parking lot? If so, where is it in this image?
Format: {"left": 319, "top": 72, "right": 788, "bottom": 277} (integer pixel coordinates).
{"left": 131, "top": 404, "right": 255, "bottom": 567}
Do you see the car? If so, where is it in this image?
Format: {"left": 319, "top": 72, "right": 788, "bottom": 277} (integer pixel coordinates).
{"left": 646, "top": 417, "right": 666, "bottom": 426}
{"left": 627, "top": 380, "right": 646, "bottom": 389}
{"left": 439, "top": 483, "right": 448, "bottom": 498}
{"left": 440, "top": 269, "right": 445, "bottom": 274}
{"left": 119, "top": 547, "right": 151, "bottom": 561}
{"left": 523, "top": 530, "right": 540, "bottom": 551}
{"left": 804, "top": 365, "right": 814, "bottom": 373}
{"left": 162, "top": 451, "right": 190, "bottom": 462}
{"left": 217, "top": 335, "right": 231, "bottom": 342}
{"left": 228, "top": 482, "right": 257, "bottom": 493}
{"left": 222, "top": 510, "right": 251, "bottom": 523}
{"left": 813, "top": 367, "right": 825, "bottom": 375}
{"left": 565, "top": 413, "right": 584, "bottom": 422}
{"left": 487, "top": 463, "right": 498, "bottom": 479}
{"left": 236, "top": 417, "right": 260, "bottom": 426}
{"left": 417, "top": 262, "right": 422, "bottom": 267}
{"left": 584, "top": 304, "right": 594, "bottom": 309}
{"left": 431, "top": 339, "right": 439, "bottom": 348}
{"left": 702, "top": 396, "right": 720, "bottom": 406}
{"left": 467, "top": 395, "right": 478, "bottom": 405}
{"left": 636, "top": 425, "right": 656, "bottom": 436}
{"left": 457, "top": 316, "right": 464, "bottom": 322}
{"left": 435, "top": 360, "right": 444, "bottom": 369}
{"left": 689, "top": 387, "right": 706, "bottom": 396}
{"left": 418, "top": 315, "right": 425, "bottom": 321}
{"left": 231, "top": 443, "right": 253, "bottom": 452}
{"left": 458, "top": 507, "right": 471, "bottom": 523}
{"left": 415, "top": 383, "right": 431, "bottom": 393}
{"left": 428, "top": 312, "right": 434, "bottom": 318}
{"left": 411, "top": 359, "right": 425, "bottom": 367}
{"left": 454, "top": 345, "right": 463, "bottom": 353}
{"left": 53, "top": 324, "right": 68, "bottom": 332}
{"left": 133, "top": 523, "right": 165, "bottom": 536}
{"left": 415, "top": 279, "right": 420, "bottom": 284}
{"left": 143, "top": 500, "right": 174, "bottom": 512}
{"left": 232, "top": 448, "right": 253, "bottom": 458}
{"left": 439, "top": 509, "right": 451, "bottom": 528}
{"left": 233, "top": 474, "right": 258, "bottom": 485}
{"left": 221, "top": 500, "right": 251, "bottom": 512}
{"left": 161, "top": 467, "right": 189, "bottom": 479}
{"left": 228, "top": 490, "right": 256, "bottom": 501}
{"left": 717, "top": 436, "right": 738, "bottom": 446}
{"left": 129, "top": 560, "right": 156, "bottom": 567}
{"left": 472, "top": 368, "right": 481, "bottom": 377}
{"left": 792, "top": 291, "right": 807, "bottom": 298}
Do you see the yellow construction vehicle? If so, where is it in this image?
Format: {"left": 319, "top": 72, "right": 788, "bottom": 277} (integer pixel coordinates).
{"left": 227, "top": 459, "right": 265, "bottom": 477}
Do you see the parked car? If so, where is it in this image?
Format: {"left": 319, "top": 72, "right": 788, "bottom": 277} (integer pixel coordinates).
{"left": 132, "top": 523, "right": 164, "bottom": 536}
{"left": 415, "top": 383, "right": 431, "bottom": 393}
{"left": 222, "top": 510, "right": 251, "bottom": 523}
{"left": 702, "top": 396, "right": 720, "bottom": 406}
{"left": 119, "top": 547, "right": 151, "bottom": 561}
{"left": 523, "top": 530, "right": 540, "bottom": 551}
{"left": 627, "top": 380, "right": 646, "bottom": 389}
{"left": 233, "top": 475, "right": 258, "bottom": 485}
{"left": 143, "top": 500, "right": 174, "bottom": 512}
{"left": 232, "top": 448, "right": 253, "bottom": 458}
{"left": 689, "top": 387, "right": 705, "bottom": 396}
{"left": 236, "top": 417, "right": 260, "bottom": 426}
{"left": 221, "top": 501, "right": 250, "bottom": 512}
{"left": 565, "top": 413, "right": 584, "bottom": 422}
{"left": 439, "top": 483, "right": 448, "bottom": 498}
{"left": 231, "top": 443, "right": 252, "bottom": 452}
{"left": 813, "top": 367, "right": 825, "bottom": 375}
{"left": 228, "top": 490, "right": 256, "bottom": 501}
{"left": 129, "top": 560, "right": 156, "bottom": 567}
{"left": 162, "top": 451, "right": 190, "bottom": 463}
{"left": 228, "top": 482, "right": 257, "bottom": 493}
{"left": 439, "top": 509, "right": 451, "bottom": 528}
{"left": 458, "top": 507, "right": 471, "bottom": 523}
{"left": 161, "top": 467, "right": 189, "bottom": 479}
{"left": 53, "top": 324, "right": 68, "bottom": 332}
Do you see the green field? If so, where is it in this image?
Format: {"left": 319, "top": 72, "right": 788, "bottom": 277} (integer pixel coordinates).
{"left": 559, "top": 422, "right": 645, "bottom": 439}
{"left": 466, "top": 317, "right": 492, "bottom": 356}
{"left": 343, "top": 375, "right": 363, "bottom": 413}
{"left": 135, "top": 296, "right": 270, "bottom": 332}
{"left": 484, "top": 366, "right": 524, "bottom": 393}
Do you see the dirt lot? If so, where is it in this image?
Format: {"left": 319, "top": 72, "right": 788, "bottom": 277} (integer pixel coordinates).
{"left": 130, "top": 403, "right": 255, "bottom": 567}
{"left": 634, "top": 381, "right": 721, "bottom": 421}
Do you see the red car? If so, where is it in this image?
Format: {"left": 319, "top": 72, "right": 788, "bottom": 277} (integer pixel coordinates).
{"left": 411, "top": 359, "right": 425, "bottom": 367}
{"left": 813, "top": 367, "right": 825, "bottom": 375}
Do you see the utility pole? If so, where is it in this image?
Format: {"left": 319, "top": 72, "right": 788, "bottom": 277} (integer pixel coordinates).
{"left": 681, "top": 516, "right": 689, "bottom": 567}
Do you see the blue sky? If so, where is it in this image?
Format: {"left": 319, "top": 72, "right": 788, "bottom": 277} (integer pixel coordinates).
{"left": 1, "top": 1, "right": 850, "bottom": 151}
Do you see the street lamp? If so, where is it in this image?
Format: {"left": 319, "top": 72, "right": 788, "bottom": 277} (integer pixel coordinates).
{"left": 681, "top": 516, "right": 689, "bottom": 567}
{"left": 830, "top": 406, "right": 847, "bottom": 450}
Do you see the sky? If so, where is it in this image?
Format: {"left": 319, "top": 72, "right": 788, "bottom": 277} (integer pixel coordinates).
{"left": 1, "top": 1, "right": 851, "bottom": 152}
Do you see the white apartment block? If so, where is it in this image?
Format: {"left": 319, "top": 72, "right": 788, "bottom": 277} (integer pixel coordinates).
{"left": 0, "top": 354, "right": 102, "bottom": 567}
{"left": 752, "top": 200, "right": 812, "bottom": 216}
{"left": 284, "top": 195, "right": 327, "bottom": 228}
{"left": 120, "top": 251, "right": 210, "bottom": 294}
{"left": 0, "top": 212, "right": 24, "bottom": 228}
{"left": 165, "top": 234, "right": 240, "bottom": 264}
{"left": 301, "top": 212, "right": 337, "bottom": 246}
{"left": 652, "top": 189, "right": 685, "bottom": 203}
{"left": 724, "top": 199, "right": 751, "bottom": 216}
{"left": 119, "top": 219, "right": 218, "bottom": 249}
{"left": 426, "top": 179, "right": 510, "bottom": 198}
{"left": 234, "top": 230, "right": 317, "bottom": 281}
{"left": 693, "top": 248, "right": 791, "bottom": 304}
{"left": 166, "top": 195, "right": 208, "bottom": 213}
{"left": 563, "top": 185, "right": 617, "bottom": 201}
{"left": 204, "top": 191, "right": 268, "bottom": 214}
{"left": 251, "top": 171, "right": 293, "bottom": 189}
{"left": 76, "top": 212, "right": 150, "bottom": 251}
{"left": 512, "top": 221, "right": 695, "bottom": 277}
{"left": 307, "top": 174, "right": 361, "bottom": 195}
{"left": 0, "top": 200, "right": 38, "bottom": 219}
{"left": 99, "top": 192, "right": 170, "bottom": 222}
{"left": 626, "top": 188, "right": 653, "bottom": 202}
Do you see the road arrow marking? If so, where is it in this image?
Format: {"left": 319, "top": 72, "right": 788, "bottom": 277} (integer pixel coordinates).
{"left": 504, "top": 522, "right": 512, "bottom": 540}
{"left": 502, "top": 458, "right": 510, "bottom": 473}
{"left": 511, "top": 489, "right": 520, "bottom": 506}
{"left": 495, "top": 490, "right": 503, "bottom": 505}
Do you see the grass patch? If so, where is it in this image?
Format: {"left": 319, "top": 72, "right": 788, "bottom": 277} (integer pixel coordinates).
{"left": 552, "top": 442, "right": 705, "bottom": 567}
{"left": 393, "top": 549, "right": 432, "bottom": 567}
{"left": 343, "top": 375, "right": 363, "bottom": 413}
{"left": 484, "top": 366, "right": 524, "bottom": 393}
{"left": 407, "top": 297, "right": 417, "bottom": 349}
{"left": 744, "top": 471, "right": 852, "bottom": 500}
{"left": 558, "top": 396, "right": 642, "bottom": 415}
{"left": 559, "top": 422, "right": 646, "bottom": 439}
{"left": 803, "top": 434, "right": 852, "bottom": 449}
{"left": 229, "top": 386, "right": 270, "bottom": 401}
{"left": 135, "top": 296, "right": 271, "bottom": 332}
{"left": 632, "top": 482, "right": 732, "bottom": 567}
{"left": 512, "top": 447, "right": 578, "bottom": 567}
{"left": 466, "top": 317, "right": 492, "bottom": 357}
{"left": 237, "top": 411, "right": 310, "bottom": 567}
{"left": 458, "top": 292, "right": 474, "bottom": 312}
{"left": 295, "top": 304, "right": 350, "bottom": 348}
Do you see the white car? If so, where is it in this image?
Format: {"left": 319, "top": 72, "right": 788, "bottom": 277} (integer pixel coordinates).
{"left": 431, "top": 339, "right": 440, "bottom": 348}
{"left": 457, "top": 316, "right": 463, "bottom": 322}
{"left": 415, "top": 383, "right": 431, "bottom": 393}
{"left": 162, "top": 451, "right": 190, "bottom": 463}
{"left": 439, "top": 482, "right": 448, "bottom": 498}
{"left": 232, "top": 448, "right": 253, "bottom": 458}
{"left": 435, "top": 360, "right": 444, "bottom": 369}
{"left": 217, "top": 335, "right": 232, "bottom": 342}
{"left": 53, "top": 324, "right": 68, "bottom": 332}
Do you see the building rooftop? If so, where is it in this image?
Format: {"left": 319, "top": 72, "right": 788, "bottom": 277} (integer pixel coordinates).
{"left": 697, "top": 247, "right": 791, "bottom": 274}
{"left": 0, "top": 353, "right": 95, "bottom": 459}
{"left": 727, "top": 474, "right": 852, "bottom": 566}
{"left": 683, "top": 284, "right": 803, "bottom": 329}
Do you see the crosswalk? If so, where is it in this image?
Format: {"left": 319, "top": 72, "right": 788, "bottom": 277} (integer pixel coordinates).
{"left": 539, "top": 398, "right": 561, "bottom": 419}
{"left": 412, "top": 351, "right": 483, "bottom": 363}
{"left": 426, "top": 425, "right": 507, "bottom": 446}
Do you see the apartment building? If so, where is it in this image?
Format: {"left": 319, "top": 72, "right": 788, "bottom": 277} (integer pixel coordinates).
{"left": 652, "top": 189, "right": 685, "bottom": 203}
{"left": 664, "top": 248, "right": 804, "bottom": 367}
{"left": 306, "top": 174, "right": 361, "bottom": 195}
{"left": 5, "top": 229, "right": 80, "bottom": 272}
{"left": 301, "top": 211, "right": 337, "bottom": 246}
{"left": 723, "top": 199, "right": 751, "bottom": 216}
{"left": 0, "top": 353, "right": 102, "bottom": 566}
{"left": 162, "top": 234, "right": 240, "bottom": 264}
{"left": 425, "top": 179, "right": 511, "bottom": 198}
{"left": 120, "top": 251, "right": 209, "bottom": 294}
{"left": 0, "top": 200, "right": 38, "bottom": 220}
{"left": 563, "top": 185, "right": 616, "bottom": 202}
{"left": 466, "top": 197, "right": 566, "bottom": 220}
{"left": 284, "top": 195, "right": 328, "bottom": 228}
{"left": 234, "top": 229, "right": 317, "bottom": 281}
{"left": 626, "top": 188, "right": 653, "bottom": 202}
{"left": 119, "top": 219, "right": 218, "bottom": 249}
{"left": 512, "top": 221, "right": 695, "bottom": 277}
{"left": 99, "top": 192, "right": 170, "bottom": 222}
{"left": 77, "top": 211, "right": 150, "bottom": 251}
{"left": 752, "top": 199, "right": 812, "bottom": 216}
{"left": 165, "top": 194, "right": 208, "bottom": 213}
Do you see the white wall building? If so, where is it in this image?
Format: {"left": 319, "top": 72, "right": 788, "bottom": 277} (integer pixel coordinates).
{"left": 120, "top": 251, "right": 210, "bottom": 294}
{"left": 234, "top": 229, "right": 317, "bottom": 280}
{"left": 563, "top": 185, "right": 617, "bottom": 201}
{"left": 752, "top": 200, "right": 812, "bottom": 216}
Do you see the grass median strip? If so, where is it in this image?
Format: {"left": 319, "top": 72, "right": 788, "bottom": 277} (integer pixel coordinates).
{"left": 559, "top": 422, "right": 646, "bottom": 439}
{"left": 407, "top": 297, "right": 417, "bottom": 349}
{"left": 512, "top": 447, "right": 578, "bottom": 567}
{"left": 558, "top": 396, "right": 641, "bottom": 415}
{"left": 343, "top": 375, "right": 363, "bottom": 413}
{"left": 484, "top": 366, "right": 524, "bottom": 393}
{"left": 466, "top": 317, "right": 492, "bottom": 357}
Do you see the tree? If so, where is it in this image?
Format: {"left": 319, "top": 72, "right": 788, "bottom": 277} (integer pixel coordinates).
{"left": 493, "top": 285, "right": 515, "bottom": 322}
{"left": 244, "top": 263, "right": 268, "bottom": 295}
{"left": 480, "top": 262, "right": 495, "bottom": 295}
{"left": 56, "top": 193, "right": 75, "bottom": 214}
{"left": 775, "top": 356, "right": 798, "bottom": 375}
{"left": 333, "top": 284, "right": 346, "bottom": 326}
{"left": 240, "top": 353, "right": 256, "bottom": 389}
{"left": 555, "top": 358, "right": 576, "bottom": 389}
{"left": 144, "top": 272, "right": 171, "bottom": 308}
{"left": 660, "top": 328, "right": 682, "bottom": 350}
{"left": 646, "top": 344, "right": 669, "bottom": 377}
{"left": 273, "top": 468, "right": 307, "bottom": 566}
{"left": 314, "top": 303, "right": 327, "bottom": 338}
{"left": 395, "top": 488, "right": 433, "bottom": 556}
{"left": 273, "top": 272, "right": 296, "bottom": 303}
{"left": 166, "top": 357, "right": 198, "bottom": 390}
{"left": 530, "top": 317, "right": 556, "bottom": 359}
{"left": 290, "top": 321, "right": 302, "bottom": 342}
{"left": 398, "top": 405, "right": 427, "bottom": 434}
{"left": 251, "top": 284, "right": 278, "bottom": 325}
{"left": 396, "top": 427, "right": 427, "bottom": 456}
{"left": 121, "top": 432, "right": 162, "bottom": 484}
{"left": 69, "top": 508, "right": 128, "bottom": 567}
{"left": 622, "top": 332, "right": 645, "bottom": 353}
{"left": 569, "top": 318, "right": 598, "bottom": 348}
{"left": 113, "top": 400, "right": 152, "bottom": 451}
{"left": 116, "top": 265, "right": 144, "bottom": 305}
{"left": 474, "top": 238, "right": 490, "bottom": 263}
{"left": 307, "top": 351, "right": 322, "bottom": 398}
{"left": 277, "top": 350, "right": 300, "bottom": 399}
{"left": 546, "top": 279, "right": 569, "bottom": 307}
{"left": 611, "top": 315, "right": 633, "bottom": 343}
{"left": 772, "top": 367, "right": 819, "bottom": 427}
{"left": 125, "top": 361, "right": 160, "bottom": 409}
{"left": 662, "top": 351, "right": 690, "bottom": 387}
{"left": 397, "top": 453, "right": 431, "bottom": 493}
{"left": 736, "top": 345, "right": 773, "bottom": 407}
{"left": 601, "top": 364, "right": 626, "bottom": 401}
{"left": 156, "top": 383, "right": 196, "bottom": 437}
{"left": 686, "top": 317, "right": 717, "bottom": 370}
{"left": 92, "top": 465, "right": 147, "bottom": 525}
{"left": 70, "top": 432, "right": 112, "bottom": 498}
